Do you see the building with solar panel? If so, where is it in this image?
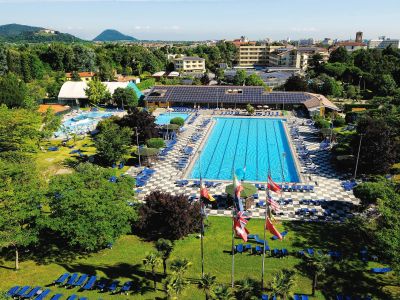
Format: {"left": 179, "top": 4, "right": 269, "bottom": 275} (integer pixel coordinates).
{"left": 144, "top": 85, "right": 340, "bottom": 116}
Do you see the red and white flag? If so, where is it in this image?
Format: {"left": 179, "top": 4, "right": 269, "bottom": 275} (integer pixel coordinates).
{"left": 200, "top": 180, "right": 215, "bottom": 202}
{"left": 233, "top": 211, "right": 249, "bottom": 242}
{"left": 267, "top": 175, "right": 281, "bottom": 193}
{"left": 267, "top": 197, "right": 280, "bottom": 211}
{"left": 265, "top": 217, "right": 282, "bottom": 240}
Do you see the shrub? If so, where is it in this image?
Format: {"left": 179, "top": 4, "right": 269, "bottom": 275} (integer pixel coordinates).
{"left": 136, "top": 191, "right": 202, "bottom": 240}
{"left": 333, "top": 116, "right": 346, "bottom": 127}
{"left": 353, "top": 181, "right": 393, "bottom": 207}
{"left": 314, "top": 117, "right": 331, "bottom": 129}
{"left": 137, "top": 78, "right": 155, "bottom": 91}
{"left": 390, "top": 163, "right": 400, "bottom": 175}
{"left": 170, "top": 117, "right": 185, "bottom": 127}
{"left": 146, "top": 138, "right": 165, "bottom": 149}
{"left": 332, "top": 143, "right": 352, "bottom": 155}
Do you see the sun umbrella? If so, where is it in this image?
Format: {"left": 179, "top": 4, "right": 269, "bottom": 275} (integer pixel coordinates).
{"left": 225, "top": 182, "right": 257, "bottom": 198}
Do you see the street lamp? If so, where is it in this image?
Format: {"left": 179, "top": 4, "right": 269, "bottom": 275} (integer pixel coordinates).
{"left": 135, "top": 126, "right": 141, "bottom": 167}
{"left": 354, "top": 133, "right": 364, "bottom": 179}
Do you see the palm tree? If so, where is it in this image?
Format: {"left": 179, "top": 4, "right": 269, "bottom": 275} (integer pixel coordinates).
{"left": 164, "top": 275, "right": 189, "bottom": 299}
{"left": 235, "top": 278, "right": 260, "bottom": 300}
{"left": 212, "top": 284, "right": 235, "bottom": 300}
{"left": 198, "top": 273, "right": 217, "bottom": 300}
{"left": 143, "top": 252, "right": 162, "bottom": 291}
{"left": 306, "top": 253, "right": 331, "bottom": 296}
{"left": 170, "top": 258, "right": 192, "bottom": 277}
{"left": 269, "top": 269, "right": 296, "bottom": 300}
{"left": 155, "top": 238, "right": 174, "bottom": 275}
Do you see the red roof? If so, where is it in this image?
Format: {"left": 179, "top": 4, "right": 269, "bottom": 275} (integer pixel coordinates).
{"left": 65, "top": 72, "right": 96, "bottom": 78}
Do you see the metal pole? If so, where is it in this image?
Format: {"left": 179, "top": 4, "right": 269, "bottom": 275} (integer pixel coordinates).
{"left": 261, "top": 187, "right": 270, "bottom": 290}
{"left": 166, "top": 107, "right": 170, "bottom": 140}
{"left": 354, "top": 134, "right": 364, "bottom": 179}
{"left": 135, "top": 127, "right": 141, "bottom": 167}
{"left": 231, "top": 206, "right": 235, "bottom": 288}
{"left": 198, "top": 151, "right": 205, "bottom": 279}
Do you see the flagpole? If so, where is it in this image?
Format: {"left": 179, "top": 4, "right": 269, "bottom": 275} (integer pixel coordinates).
{"left": 261, "top": 173, "right": 270, "bottom": 290}
{"left": 231, "top": 205, "right": 235, "bottom": 288}
{"left": 199, "top": 151, "right": 205, "bottom": 279}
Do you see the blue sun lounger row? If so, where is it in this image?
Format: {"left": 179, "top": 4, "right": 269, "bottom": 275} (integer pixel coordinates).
{"left": 261, "top": 294, "right": 277, "bottom": 300}
{"left": 294, "top": 295, "right": 309, "bottom": 300}
{"left": 371, "top": 267, "right": 392, "bottom": 274}
{"left": 7, "top": 286, "right": 52, "bottom": 300}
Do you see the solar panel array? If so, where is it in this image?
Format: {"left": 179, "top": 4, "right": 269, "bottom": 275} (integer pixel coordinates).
{"left": 145, "top": 86, "right": 314, "bottom": 105}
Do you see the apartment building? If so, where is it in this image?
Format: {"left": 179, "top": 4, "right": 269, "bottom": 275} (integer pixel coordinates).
{"left": 173, "top": 56, "right": 206, "bottom": 73}
{"left": 238, "top": 45, "right": 308, "bottom": 70}
{"left": 368, "top": 38, "right": 400, "bottom": 49}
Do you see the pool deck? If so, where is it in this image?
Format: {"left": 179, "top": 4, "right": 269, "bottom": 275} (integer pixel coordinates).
{"left": 126, "top": 109, "right": 359, "bottom": 221}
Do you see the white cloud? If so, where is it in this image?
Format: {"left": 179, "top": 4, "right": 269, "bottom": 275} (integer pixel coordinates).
{"left": 134, "top": 25, "right": 151, "bottom": 30}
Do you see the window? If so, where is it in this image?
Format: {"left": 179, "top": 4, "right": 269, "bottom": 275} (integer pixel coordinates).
{"left": 225, "top": 89, "right": 243, "bottom": 95}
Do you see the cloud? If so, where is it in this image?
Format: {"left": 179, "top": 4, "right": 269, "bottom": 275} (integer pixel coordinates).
{"left": 134, "top": 25, "right": 151, "bottom": 30}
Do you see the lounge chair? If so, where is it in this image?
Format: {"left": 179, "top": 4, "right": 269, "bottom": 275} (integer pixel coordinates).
{"left": 22, "top": 286, "right": 42, "bottom": 299}
{"left": 14, "top": 286, "right": 30, "bottom": 298}
{"left": 72, "top": 274, "right": 88, "bottom": 287}
{"left": 371, "top": 267, "right": 392, "bottom": 274}
{"left": 108, "top": 280, "right": 120, "bottom": 293}
{"left": 6, "top": 286, "right": 20, "bottom": 297}
{"left": 80, "top": 298, "right": 88, "bottom": 300}
{"left": 294, "top": 295, "right": 301, "bottom": 300}
{"left": 307, "top": 248, "right": 314, "bottom": 256}
{"left": 82, "top": 275, "right": 97, "bottom": 290}
{"left": 120, "top": 281, "right": 133, "bottom": 294}
{"left": 96, "top": 279, "right": 108, "bottom": 291}
{"left": 50, "top": 294, "right": 63, "bottom": 300}
{"left": 66, "top": 295, "right": 78, "bottom": 300}
{"left": 261, "top": 295, "right": 269, "bottom": 300}
{"left": 244, "top": 244, "right": 252, "bottom": 252}
{"left": 65, "top": 273, "right": 79, "bottom": 286}
{"left": 34, "top": 289, "right": 51, "bottom": 300}
{"left": 301, "top": 296, "right": 309, "bottom": 300}
{"left": 282, "top": 249, "right": 289, "bottom": 256}
{"left": 236, "top": 244, "right": 244, "bottom": 253}
{"left": 254, "top": 245, "right": 262, "bottom": 254}
{"left": 54, "top": 273, "right": 69, "bottom": 285}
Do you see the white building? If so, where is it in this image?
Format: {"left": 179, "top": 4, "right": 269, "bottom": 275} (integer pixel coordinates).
{"left": 368, "top": 38, "right": 400, "bottom": 49}
{"left": 174, "top": 56, "right": 206, "bottom": 73}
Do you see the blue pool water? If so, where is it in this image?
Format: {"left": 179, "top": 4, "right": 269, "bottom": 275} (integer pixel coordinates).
{"left": 155, "top": 112, "right": 189, "bottom": 125}
{"left": 190, "top": 118, "right": 299, "bottom": 183}
{"left": 54, "top": 111, "right": 114, "bottom": 138}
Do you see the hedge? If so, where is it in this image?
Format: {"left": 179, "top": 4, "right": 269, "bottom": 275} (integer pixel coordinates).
{"left": 170, "top": 117, "right": 185, "bottom": 126}
{"left": 343, "top": 103, "right": 378, "bottom": 113}
{"left": 146, "top": 138, "right": 166, "bottom": 149}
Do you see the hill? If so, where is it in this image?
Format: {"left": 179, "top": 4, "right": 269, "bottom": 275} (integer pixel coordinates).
{"left": 93, "top": 29, "right": 138, "bottom": 42}
{"left": 0, "top": 23, "right": 83, "bottom": 43}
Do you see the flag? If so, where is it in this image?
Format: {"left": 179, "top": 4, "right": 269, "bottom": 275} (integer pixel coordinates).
{"left": 267, "top": 197, "right": 280, "bottom": 211}
{"left": 265, "top": 217, "right": 282, "bottom": 240}
{"left": 233, "top": 172, "right": 244, "bottom": 211}
{"left": 200, "top": 181, "right": 215, "bottom": 202}
{"left": 267, "top": 175, "right": 281, "bottom": 193}
{"left": 233, "top": 211, "right": 250, "bottom": 242}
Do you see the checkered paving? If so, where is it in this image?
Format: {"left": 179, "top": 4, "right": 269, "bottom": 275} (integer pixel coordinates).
{"left": 127, "top": 111, "right": 359, "bottom": 221}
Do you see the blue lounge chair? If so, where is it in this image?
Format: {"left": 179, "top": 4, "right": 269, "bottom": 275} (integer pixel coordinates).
{"left": 336, "top": 295, "right": 344, "bottom": 300}
{"left": 66, "top": 295, "right": 78, "bottom": 300}
{"left": 14, "top": 286, "right": 30, "bottom": 298}
{"left": 254, "top": 245, "right": 262, "bottom": 254}
{"left": 120, "top": 281, "right": 133, "bottom": 294}
{"left": 96, "top": 279, "right": 108, "bottom": 291}
{"left": 282, "top": 249, "right": 289, "bottom": 256}
{"left": 54, "top": 273, "right": 69, "bottom": 285}
{"left": 50, "top": 294, "right": 63, "bottom": 300}
{"left": 82, "top": 275, "right": 97, "bottom": 290}
{"left": 7, "top": 286, "right": 20, "bottom": 297}
{"left": 307, "top": 248, "right": 314, "bottom": 256}
{"left": 35, "top": 289, "right": 51, "bottom": 300}
{"left": 236, "top": 244, "right": 244, "bottom": 253}
{"left": 261, "top": 295, "right": 269, "bottom": 300}
{"left": 245, "top": 244, "right": 252, "bottom": 251}
{"left": 65, "top": 273, "right": 79, "bottom": 286}
{"left": 23, "top": 286, "right": 42, "bottom": 299}
{"left": 109, "top": 176, "right": 117, "bottom": 183}
{"left": 301, "top": 295, "right": 309, "bottom": 300}
{"left": 108, "top": 280, "right": 120, "bottom": 293}
{"left": 72, "top": 274, "right": 88, "bottom": 287}
{"left": 80, "top": 298, "right": 88, "bottom": 300}
{"left": 371, "top": 267, "right": 392, "bottom": 273}
{"left": 294, "top": 295, "right": 301, "bottom": 300}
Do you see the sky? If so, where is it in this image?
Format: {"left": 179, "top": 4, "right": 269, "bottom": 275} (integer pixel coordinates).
{"left": 0, "top": 0, "right": 399, "bottom": 41}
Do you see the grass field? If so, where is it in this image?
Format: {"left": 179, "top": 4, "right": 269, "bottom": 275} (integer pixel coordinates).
{"left": 1, "top": 217, "right": 397, "bottom": 300}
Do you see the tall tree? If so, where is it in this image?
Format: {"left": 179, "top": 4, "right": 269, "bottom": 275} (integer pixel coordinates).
{"left": 0, "top": 152, "right": 44, "bottom": 270}
{"left": 0, "top": 73, "right": 28, "bottom": 108}
{"left": 94, "top": 121, "right": 133, "bottom": 165}
{"left": 233, "top": 70, "right": 247, "bottom": 85}
{"left": 112, "top": 87, "right": 138, "bottom": 109}
{"left": 329, "top": 47, "right": 351, "bottom": 64}
{"left": 284, "top": 75, "right": 308, "bottom": 91}
{"left": 46, "top": 163, "right": 137, "bottom": 251}
{"left": 84, "top": 79, "right": 110, "bottom": 105}
{"left": 305, "top": 254, "right": 331, "bottom": 296}
{"left": 245, "top": 73, "right": 265, "bottom": 86}
{"left": 198, "top": 273, "right": 217, "bottom": 300}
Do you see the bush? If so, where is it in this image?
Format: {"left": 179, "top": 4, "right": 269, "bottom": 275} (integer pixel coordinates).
{"left": 333, "top": 116, "right": 346, "bottom": 127}
{"left": 170, "top": 117, "right": 185, "bottom": 127}
{"left": 146, "top": 138, "right": 165, "bottom": 149}
{"left": 313, "top": 116, "right": 331, "bottom": 129}
{"left": 137, "top": 78, "right": 155, "bottom": 91}
{"left": 390, "top": 163, "right": 400, "bottom": 175}
{"left": 332, "top": 143, "right": 352, "bottom": 155}
{"left": 136, "top": 191, "right": 202, "bottom": 240}
{"left": 353, "top": 181, "right": 393, "bottom": 207}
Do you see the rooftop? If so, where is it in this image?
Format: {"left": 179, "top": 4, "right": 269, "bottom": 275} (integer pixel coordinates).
{"left": 174, "top": 56, "right": 205, "bottom": 61}
{"left": 65, "top": 71, "right": 96, "bottom": 78}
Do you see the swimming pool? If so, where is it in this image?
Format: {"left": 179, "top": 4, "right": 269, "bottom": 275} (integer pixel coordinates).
{"left": 54, "top": 111, "right": 114, "bottom": 138}
{"left": 155, "top": 112, "right": 189, "bottom": 125}
{"left": 189, "top": 117, "right": 299, "bottom": 182}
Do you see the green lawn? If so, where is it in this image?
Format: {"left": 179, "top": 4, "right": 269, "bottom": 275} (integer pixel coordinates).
{"left": 0, "top": 218, "right": 397, "bottom": 299}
